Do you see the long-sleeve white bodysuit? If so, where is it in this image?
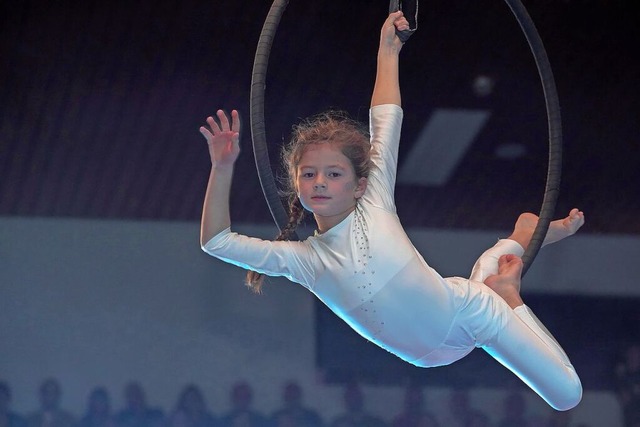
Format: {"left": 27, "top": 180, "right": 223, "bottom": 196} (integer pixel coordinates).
{"left": 203, "top": 104, "right": 582, "bottom": 410}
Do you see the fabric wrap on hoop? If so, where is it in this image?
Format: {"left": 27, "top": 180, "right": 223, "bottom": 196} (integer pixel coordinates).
{"left": 389, "top": 0, "right": 418, "bottom": 42}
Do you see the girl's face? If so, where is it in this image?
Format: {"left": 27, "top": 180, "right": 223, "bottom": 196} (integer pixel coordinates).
{"left": 296, "top": 143, "right": 367, "bottom": 233}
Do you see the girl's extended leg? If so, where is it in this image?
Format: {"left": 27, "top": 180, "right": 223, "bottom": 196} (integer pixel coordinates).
{"left": 463, "top": 210, "right": 584, "bottom": 409}
{"left": 481, "top": 255, "right": 582, "bottom": 411}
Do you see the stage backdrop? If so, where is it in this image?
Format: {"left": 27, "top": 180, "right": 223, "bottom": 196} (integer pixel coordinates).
{"left": 1, "top": 216, "right": 636, "bottom": 425}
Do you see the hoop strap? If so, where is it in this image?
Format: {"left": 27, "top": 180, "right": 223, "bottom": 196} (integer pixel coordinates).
{"left": 389, "top": 0, "right": 418, "bottom": 42}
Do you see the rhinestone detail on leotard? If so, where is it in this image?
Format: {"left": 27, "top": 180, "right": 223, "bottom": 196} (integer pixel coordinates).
{"left": 352, "top": 204, "right": 384, "bottom": 337}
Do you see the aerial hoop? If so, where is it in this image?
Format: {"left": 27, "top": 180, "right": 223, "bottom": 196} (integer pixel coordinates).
{"left": 250, "top": 0, "right": 562, "bottom": 276}
{"left": 249, "top": 0, "right": 293, "bottom": 239}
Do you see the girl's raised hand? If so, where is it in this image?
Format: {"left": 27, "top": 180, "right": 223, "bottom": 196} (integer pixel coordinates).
{"left": 381, "top": 11, "right": 410, "bottom": 50}
{"left": 199, "top": 109, "right": 241, "bottom": 169}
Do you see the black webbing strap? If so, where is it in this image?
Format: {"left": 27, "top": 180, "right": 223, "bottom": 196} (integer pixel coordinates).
{"left": 389, "top": 0, "right": 418, "bottom": 42}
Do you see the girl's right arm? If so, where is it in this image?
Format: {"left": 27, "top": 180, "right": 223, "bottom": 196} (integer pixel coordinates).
{"left": 371, "top": 11, "right": 409, "bottom": 107}
{"left": 198, "top": 110, "right": 314, "bottom": 288}
{"left": 198, "top": 109, "right": 241, "bottom": 247}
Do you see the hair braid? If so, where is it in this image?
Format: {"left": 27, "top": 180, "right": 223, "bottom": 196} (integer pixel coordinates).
{"left": 245, "top": 195, "right": 305, "bottom": 293}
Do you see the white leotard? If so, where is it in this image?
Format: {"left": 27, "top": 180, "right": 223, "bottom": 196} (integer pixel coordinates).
{"left": 202, "top": 104, "right": 582, "bottom": 409}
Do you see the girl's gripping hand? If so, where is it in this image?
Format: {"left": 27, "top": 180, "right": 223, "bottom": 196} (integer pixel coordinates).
{"left": 199, "top": 109, "right": 241, "bottom": 169}
{"left": 381, "top": 11, "right": 410, "bottom": 51}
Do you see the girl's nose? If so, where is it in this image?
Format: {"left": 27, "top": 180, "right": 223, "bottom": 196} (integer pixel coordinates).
{"left": 314, "top": 180, "right": 326, "bottom": 189}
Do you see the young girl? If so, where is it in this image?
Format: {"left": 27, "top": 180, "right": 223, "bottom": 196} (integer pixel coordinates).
{"left": 198, "top": 11, "right": 585, "bottom": 411}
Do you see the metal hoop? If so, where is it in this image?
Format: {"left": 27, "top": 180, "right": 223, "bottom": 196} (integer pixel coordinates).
{"left": 249, "top": 0, "right": 562, "bottom": 276}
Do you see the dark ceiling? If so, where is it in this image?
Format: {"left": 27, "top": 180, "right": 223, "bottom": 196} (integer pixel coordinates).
{"left": 1, "top": 0, "right": 638, "bottom": 235}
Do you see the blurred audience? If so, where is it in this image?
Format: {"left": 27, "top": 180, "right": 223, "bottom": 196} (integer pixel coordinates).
{"left": 171, "top": 385, "right": 217, "bottom": 427}
{"left": 269, "top": 381, "right": 322, "bottom": 427}
{"left": 27, "top": 378, "right": 76, "bottom": 427}
{"left": 439, "top": 387, "right": 488, "bottom": 427}
{"left": 0, "top": 376, "right": 620, "bottom": 426}
{"left": 615, "top": 343, "right": 640, "bottom": 427}
{"left": 115, "top": 382, "right": 164, "bottom": 427}
{"left": 330, "top": 382, "right": 387, "bottom": 427}
{"left": 1, "top": 382, "right": 27, "bottom": 427}
{"left": 546, "top": 409, "right": 573, "bottom": 427}
{"left": 167, "top": 411, "right": 189, "bottom": 427}
{"left": 465, "top": 411, "right": 491, "bottom": 427}
{"left": 495, "top": 392, "right": 528, "bottom": 427}
{"left": 219, "top": 382, "right": 267, "bottom": 427}
{"left": 78, "top": 387, "right": 115, "bottom": 427}
{"left": 391, "top": 384, "right": 438, "bottom": 427}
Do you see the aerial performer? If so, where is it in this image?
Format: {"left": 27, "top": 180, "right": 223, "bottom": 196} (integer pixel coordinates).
{"left": 198, "top": 9, "right": 585, "bottom": 411}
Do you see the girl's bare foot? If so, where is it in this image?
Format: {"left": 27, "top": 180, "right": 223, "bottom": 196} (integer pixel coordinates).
{"left": 543, "top": 208, "right": 585, "bottom": 246}
{"left": 509, "top": 208, "right": 585, "bottom": 250}
{"left": 484, "top": 254, "right": 524, "bottom": 309}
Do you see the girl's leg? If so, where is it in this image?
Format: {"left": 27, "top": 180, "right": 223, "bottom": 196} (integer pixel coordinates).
{"left": 480, "top": 256, "right": 582, "bottom": 410}
{"left": 467, "top": 211, "right": 585, "bottom": 408}
{"left": 483, "top": 307, "right": 582, "bottom": 411}
{"left": 469, "top": 209, "right": 585, "bottom": 283}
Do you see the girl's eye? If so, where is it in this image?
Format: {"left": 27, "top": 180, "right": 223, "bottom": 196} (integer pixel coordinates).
{"left": 302, "top": 172, "right": 314, "bottom": 178}
{"left": 329, "top": 172, "right": 341, "bottom": 178}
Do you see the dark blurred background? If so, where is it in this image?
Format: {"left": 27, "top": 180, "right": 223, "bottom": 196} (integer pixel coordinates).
{"left": 1, "top": 0, "right": 638, "bottom": 234}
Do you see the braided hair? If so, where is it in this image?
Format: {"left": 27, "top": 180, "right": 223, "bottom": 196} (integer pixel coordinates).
{"left": 245, "top": 194, "right": 305, "bottom": 293}
{"left": 245, "top": 111, "right": 372, "bottom": 293}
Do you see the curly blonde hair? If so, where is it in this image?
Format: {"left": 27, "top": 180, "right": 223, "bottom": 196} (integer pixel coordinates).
{"left": 245, "top": 110, "right": 373, "bottom": 293}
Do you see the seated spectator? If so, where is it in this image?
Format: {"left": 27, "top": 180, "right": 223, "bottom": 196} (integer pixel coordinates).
{"left": 172, "top": 385, "right": 217, "bottom": 427}
{"left": 496, "top": 392, "right": 528, "bottom": 427}
{"left": 78, "top": 387, "right": 116, "bottom": 427}
{"left": 115, "top": 382, "right": 164, "bottom": 427}
{"left": 391, "top": 384, "right": 438, "bottom": 427}
{"left": 270, "top": 381, "right": 322, "bottom": 427}
{"left": 439, "top": 388, "right": 488, "bottom": 427}
{"left": 546, "top": 409, "right": 572, "bottom": 427}
{"left": 1, "top": 381, "right": 27, "bottom": 427}
{"left": 615, "top": 343, "right": 640, "bottom": 427}
{"left": 330, "top": 382, "right": 386, "bottom": 427}
{"left": 413, "top": 414, "right": 439, "bottom": 427}
{"left": 219, "top": 382, "right": 267, "bottom": 427}
{"left": 27, "top": 378, "right": 76, "bottom": 427}
{"left": 167, "top": 412, "right": 189, "bottom": 427}
{"left": 465, "top": 412, "right": 491, "bottom": 427}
